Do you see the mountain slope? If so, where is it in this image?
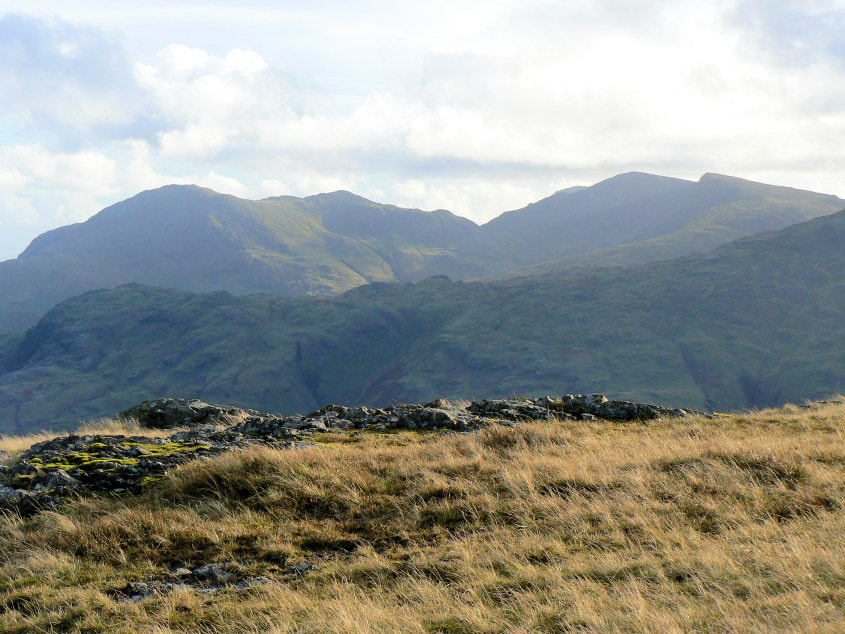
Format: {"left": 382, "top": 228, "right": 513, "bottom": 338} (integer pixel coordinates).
{"left": 0, "top": 186, "right": 494, "bottom": 332}
{"left": 484, "top": 172, "right": 843, "bottom": 270}
{"left": 0, "top": 173, "right": 840, "bottom": 335}
{"left": 1, "top": 208, "right": 843, "bottom": 433}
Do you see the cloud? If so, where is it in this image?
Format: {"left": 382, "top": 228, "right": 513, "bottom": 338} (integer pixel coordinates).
{"left": 0, "top": 167, "right": 27, "bottom": 189}
{"left": 0, "top": 144, "right": 117, "bottom": 258}
{"left": 732, "top": 0, "right": 845, "bottom": 68}
{"left": 135, "top": 44, "right": 300, "bottom": 158}
{"left": 0, "top": 14, "right": 156, "bottom": 147}
{"left": 390, "top": 178, "right": 549, "bottom": 220}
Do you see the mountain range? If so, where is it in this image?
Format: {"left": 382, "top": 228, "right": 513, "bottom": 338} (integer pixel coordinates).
{"left": 0, "top": 171, "right": 840, "bottom": 334}
{"left": 2, "top": 202, "right": 843, "bottom": 433}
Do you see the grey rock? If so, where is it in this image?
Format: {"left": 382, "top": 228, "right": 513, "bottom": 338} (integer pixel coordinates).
{"left": 118, "top": 397, "right": 265, "bottom": 429}
{"left": 42, "top": 469, "right": 79, "bottom": 489}
{"left": 193, "top": 563, "right": 235, "bottom": 583}
{"left": 124, "top": 581, "right": 156, "bottom": 601}
{"left": 288, "top": 562, "right": 316, "bottom": 575}
{"left": 237, "top": 576, "right": 272, "bottom": 588}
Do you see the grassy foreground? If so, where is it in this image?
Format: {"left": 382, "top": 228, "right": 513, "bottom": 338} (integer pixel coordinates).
{"left": 0, "top": 401, "right": 843, "bottom": 632}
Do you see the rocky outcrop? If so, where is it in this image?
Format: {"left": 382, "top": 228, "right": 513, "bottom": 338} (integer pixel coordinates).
{"left": 1, "top": 394, "right": 699, "bottom": 514}
{"left": 0, "top": 434, "right": 228, "bottom": 514}
{"left": 118, "top": 397, "right": 265, "bottom": 429}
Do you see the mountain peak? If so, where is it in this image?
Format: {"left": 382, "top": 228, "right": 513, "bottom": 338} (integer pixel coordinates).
{"left": 136, "top": 183, "right": 221, "bottom": 198}
{"left": 597, "top": 171, "right": 692, "bottom": 186}
{"left": 306, "top": 190, "right": 375, "bottom": 204}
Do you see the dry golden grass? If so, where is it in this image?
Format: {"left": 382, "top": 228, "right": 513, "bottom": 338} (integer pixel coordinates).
{"left": 0, "top": 432, "right": 65, "bottom": 466}
{"left": 0, "top": 418, "right": 187, "bottom": 466}
{"left": 0, "top": 400, "right": 842, "bottom": 632}
{"left": 76, "top": 416, "right": 192, "bottom": 438}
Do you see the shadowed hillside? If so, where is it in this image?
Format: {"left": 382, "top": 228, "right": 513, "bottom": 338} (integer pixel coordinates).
{"left": 1, "top": 208, "right": 843, "bottom": 433}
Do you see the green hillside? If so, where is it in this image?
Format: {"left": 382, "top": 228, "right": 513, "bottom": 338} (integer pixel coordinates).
{"left": 0, "top": 173, "right": 840, "bottom": 334}
{"left": 1, "top": 208, "right": 843, "bottom": 433}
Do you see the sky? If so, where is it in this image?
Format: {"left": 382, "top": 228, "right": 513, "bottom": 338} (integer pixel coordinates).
{"left": 0, "top": 1, "right": 844, "bottom": 260}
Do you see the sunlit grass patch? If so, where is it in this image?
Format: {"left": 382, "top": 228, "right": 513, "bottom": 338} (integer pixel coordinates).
{"left": 0, "top": 400, "right": 842, "bottom": 632}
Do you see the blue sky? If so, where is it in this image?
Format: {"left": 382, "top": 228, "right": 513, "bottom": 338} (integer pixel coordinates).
{"left": 0, "top": 0, "right": 844, "bottom": 260}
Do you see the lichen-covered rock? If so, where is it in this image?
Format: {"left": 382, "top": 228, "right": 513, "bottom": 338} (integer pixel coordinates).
{"left": 1, "top": 434, "right": 226, "bottom": 513}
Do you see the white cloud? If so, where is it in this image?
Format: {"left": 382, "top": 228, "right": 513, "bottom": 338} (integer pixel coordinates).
{"left": 0, "top": 13, "right": 154, "bottom": 142}
{"left": 259, "top": 178, "right": 290, "bottom": 196}
{"left": 289, "top": 173, "right": 358, "bottom": 195}
{"left": 0, "top": 167, "right": 27, "bottom": 189}
{"left": 223, "top": 49, "right": 268, "bottom": 78}
{"left": 390, "top": 177, "right": 557, "bottom": 221}
{"left": 193, "top": 172, "right": 250, "bottom": 196}
{"left": 393, "top": 179, "right": 427, "bottom": 200}
{"left": 3, "top": 146, "right": 119, "bottom": 194}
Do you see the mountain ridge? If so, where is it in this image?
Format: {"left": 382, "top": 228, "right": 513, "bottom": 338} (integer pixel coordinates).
{"left": 1, "top": 206, "right": 842, "bottom": 433}
{"left": 0, "top": 172, "right": 841, "bottom": 335}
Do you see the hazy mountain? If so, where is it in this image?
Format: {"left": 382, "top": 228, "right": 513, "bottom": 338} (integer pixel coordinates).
{"left": 0, "top": 173, "right": 840, "bottom": 334}
{"left": 2, "top": 207, "right": 842, "bottom": 433}
{"left": 483, "top": 172, "right": 844, "bottom": 270}
{"left": 0, "top": 186, "right": 493, "bottom": 332}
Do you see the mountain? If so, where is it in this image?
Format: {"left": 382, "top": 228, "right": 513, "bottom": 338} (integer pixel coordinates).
{"left": 0, "top": 173, "right": 840, "bottom": 334}
{"left": 0, "top": 186, "right": 494, "bottom": 333}
{"left": 483, "top": 172, "right": 844, "bottom": 270}
{"left": 1, "top": 207, "right": 843, "bottom": 433}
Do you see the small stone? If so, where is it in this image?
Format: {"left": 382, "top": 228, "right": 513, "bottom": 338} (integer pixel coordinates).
{"left": 193, "top": 563, "right": 235, "bottom": 583}
{"left": 237, "top": 576, "right": 272, "bottom": 588}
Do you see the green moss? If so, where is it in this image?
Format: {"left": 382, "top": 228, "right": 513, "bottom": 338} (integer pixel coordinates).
{"left": 38, "top": 442, "right": 212, "bottom": 474}
{"left": 42, "top": 463, "right": 75, "bottom": 471}
{"left": 28, "top": 457, "right": 43, "bottom": 465}
{"left": 157, "top": 442, "right": 212, "bottom": 453}
{"left": 122, "top": 441, "right": 211, "bottom": 456}
{"left": 75, "top": 458, "right": 140, "bottom": 469}
{"left": 11, "top": 474, "right": 34, "bottom": 487}
{"left": 140, "top": 476, "right": 162, "bottom": 488}
{"left": 66, "top": 452, "right": 98, "bottom": 462}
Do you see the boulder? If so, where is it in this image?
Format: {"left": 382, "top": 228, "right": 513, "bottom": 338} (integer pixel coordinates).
{"left": 118, "top": 398, "right": 260, "bottom": 429}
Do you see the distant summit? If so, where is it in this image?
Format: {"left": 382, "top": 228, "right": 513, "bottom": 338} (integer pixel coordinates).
{"left": 481, "top": 171, "right": 842, "bottom": 269}
{"left": 0, "top": 172, "right": 841, "bottom": 333}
